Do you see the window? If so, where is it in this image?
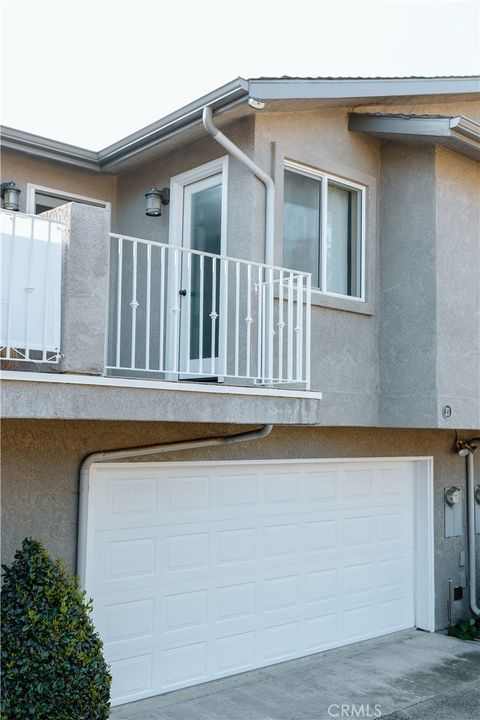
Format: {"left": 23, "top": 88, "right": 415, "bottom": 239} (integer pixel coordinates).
{"left": 283, "top": 163, "right": 365, "bottom": 299}
{"left": 26, "top": 184, "right": 109, "bottom": 215}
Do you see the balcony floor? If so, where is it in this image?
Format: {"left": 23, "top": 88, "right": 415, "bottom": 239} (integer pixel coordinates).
{"left": 0, "top": 371, "right": 322, "bottom": 425}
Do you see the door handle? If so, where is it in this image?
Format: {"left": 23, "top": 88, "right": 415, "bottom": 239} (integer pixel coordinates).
{"left": 179, "top": 289, "right": 187, "bottom": 296}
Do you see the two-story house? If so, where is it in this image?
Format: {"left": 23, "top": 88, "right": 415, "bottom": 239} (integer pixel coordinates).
{"left": 1, "top": 75, "right": 479, "bottom": 708}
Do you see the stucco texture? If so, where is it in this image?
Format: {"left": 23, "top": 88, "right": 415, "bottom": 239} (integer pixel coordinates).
{"left": 2, "top": 420, "right": 479, "bottom": 629}
{"left": 1, "top": 148, "right": 117, "bottom": 215}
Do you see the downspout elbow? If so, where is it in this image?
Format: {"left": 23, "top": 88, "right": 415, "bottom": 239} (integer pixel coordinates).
{"left": 202, "top": 105, "right": 275, "bottom": 267}
{"left": 203, "top": 105, "right": 219, "bottom": 138}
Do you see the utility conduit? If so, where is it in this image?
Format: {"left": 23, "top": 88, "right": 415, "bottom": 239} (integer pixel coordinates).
{"left": 76, "top": 425, "right": 273, "bottom": 583}
{"left": 466, "top": 439, "right": 480, "bottom": 616}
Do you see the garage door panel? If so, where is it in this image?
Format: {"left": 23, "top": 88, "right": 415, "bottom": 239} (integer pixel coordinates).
{"left": 262, "top": 620, "right": 300, "bottom": 662}
{"left": 343, "top": 605, "right": 375, "bottom": 642}
{"left": 87, "top": 459, "right": 417, "bottom": 706}
{"left": 262, "top": 574, "right": 300, "bottom": 613}
{"left": 109, "top": 651, "right": 155, "bottom": 704}
{"left": 89, "top": 527, "right": 161, "bottom": 593}
{"left": 93, "top": 472, "right": 159, "bottom": 530}
{"left": 217, "top": 473, "right": 259, "bottom": 507}
{"left": 162, "top": 640, "right": 207, "bottom": 690}
{"left": 378, "top": 555, "right": 413, "bottom": 592}
{"left": 375, "top": 465, "right": 415, "bottom": 503}
{"left": 342, "top": 469, "right": 375, "bottom": 501}
{"left": 165, "top": 530, "right": 210, "bottom": 573}
{"left": 304, "top": 470, "right": 340, "bottom": 502}
{"left": 164, "top": 473, "right": 211, "bottom": 513}
{"left": 217, "top": 580, "right": 257, "bottom": 621}
{"left": 264, "top": 471, "right": 302, "bottom": 505}
{"left": 304, "top": 612, "right": 340, "bottom": 651}
{"left": 215, "top": 630, "right": 256, "bottom": 675}
{"left": 216, "top": 526, "right": 258, "bottom": 566}
{"left": 376, "top": 596, "right": 414, "bottom": 632}
{"left": 376, "top": 510, "right": 414, "bottom": 545}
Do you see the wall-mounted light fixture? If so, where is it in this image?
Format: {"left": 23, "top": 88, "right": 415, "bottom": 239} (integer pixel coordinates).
{"left": 456, "top": 439, "right": 472, "bottom": 456}
{"left": 1, "top": 182, "right": 21, "bottom": 211}
{"left": 145, "top": 187, "right": 170, "bottom": 216}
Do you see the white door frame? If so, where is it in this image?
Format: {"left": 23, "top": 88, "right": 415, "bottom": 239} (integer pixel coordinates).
{"left": 78, "top": 455, "right": 435, "bottom": 633}
{"left": 166, "top": 157, "right": 229, "bottom": 378}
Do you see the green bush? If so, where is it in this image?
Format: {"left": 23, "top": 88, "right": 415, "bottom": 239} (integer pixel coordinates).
{"left": 1, "top": 538, "right": 111, "bottom": 719}
{"left": 448, "top": 616, "right": 480, "bottom": 641}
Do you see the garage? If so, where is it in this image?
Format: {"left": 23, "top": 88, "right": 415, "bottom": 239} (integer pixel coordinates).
{"left": 80, "top": 458, "right": 434, "bottom": 706}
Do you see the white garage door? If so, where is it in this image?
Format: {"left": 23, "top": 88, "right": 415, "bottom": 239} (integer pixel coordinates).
{"left": 85, "top": 459, "right": 416, "bottom": 706}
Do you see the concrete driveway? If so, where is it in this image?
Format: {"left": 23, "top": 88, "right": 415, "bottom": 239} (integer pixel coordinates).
{"left": 109, "top": 630, "right": 480, "bottom": 720}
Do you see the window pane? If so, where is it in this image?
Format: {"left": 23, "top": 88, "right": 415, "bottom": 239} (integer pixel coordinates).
{"left": 326, "top": 182, "right": 361, "bottom": 297}
{"left": 283, "top": 170, "right": 321, "bottom": 287}
{"left": 189, "top": 184, "right": 222, "bottom": 360}
{"left": 34, "top": 192, "right": 105, "bottom": 215}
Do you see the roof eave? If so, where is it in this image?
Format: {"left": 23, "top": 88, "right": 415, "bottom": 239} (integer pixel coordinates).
{"left": 348, "top": 113, "right": 480, "bottom": 161}
{"left": 249, "top": 76, "right": 480, "bottom": 100}
{"left": 98, "top": 77, "right": 249, "bottom": 169}
{"left": 2, "top": 76, "right": 479, "bottom": 170}
{"left": 1, "top": 126, "right": 100, "bottom": 171}
{"left": 0, "top": 78, "right": 250, "bottom": 173}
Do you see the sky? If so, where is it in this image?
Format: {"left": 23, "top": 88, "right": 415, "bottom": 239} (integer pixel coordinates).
{"left": 1, "top": 0, "right": 479, "bottom": 149}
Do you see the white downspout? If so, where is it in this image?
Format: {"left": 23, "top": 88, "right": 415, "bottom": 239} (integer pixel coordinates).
{"left": 202, "top": 106, "right": 275, "bottom": 267}
{"left": 466, "top": 439, "right": 480, "bottom": 616}
{"left": 76, "top": 424, "right": 273, "bottom": 584}
{"left": 202, "top": 106, "right": 275, "bottom": 383}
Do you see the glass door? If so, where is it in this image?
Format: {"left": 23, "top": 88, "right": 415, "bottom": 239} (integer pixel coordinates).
{"left": 179, "top": 173, "right": 223, "bottom": 378}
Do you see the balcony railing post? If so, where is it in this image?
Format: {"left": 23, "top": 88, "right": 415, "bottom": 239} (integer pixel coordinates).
{"left": 305, "top": 273, "right": 312, "bottom": 390}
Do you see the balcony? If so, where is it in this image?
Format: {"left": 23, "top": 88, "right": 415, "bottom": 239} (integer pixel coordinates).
{"left": 106, "top": 233, "right": 311, "bottom": 388}
{"left": 1, "top": 208, "right": 312, "bottom": 389}
{"left": 1, "top": 205, "right": 322, "bottom": 424}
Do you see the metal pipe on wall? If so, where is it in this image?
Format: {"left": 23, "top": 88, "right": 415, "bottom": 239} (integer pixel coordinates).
{"left": 76, "top": 424, "right": 273, "bottom": 583}
{"left": 202, "top": 105, "right": 276, "bottom": 383}
{"left": 466, "top": 439, "right": 480, "bottom": 616}
{"left": 202, "top": 106, "right": 275, "bottom": 267}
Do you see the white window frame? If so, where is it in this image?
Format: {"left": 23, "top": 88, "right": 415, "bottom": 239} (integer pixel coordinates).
{"left": 26, "top": 183, "right": 110, "bottom": 215}
{"left": 284, "top": 160, "right": 366, "bottom": 302}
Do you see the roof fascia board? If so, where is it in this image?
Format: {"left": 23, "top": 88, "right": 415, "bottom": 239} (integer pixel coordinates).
{"left": 98, "top": 78, "right": 249, "bottom": 167}
{"left": 249, "top": 76, "right": 480, "bottom": 100}
{"left": 99, "top": 93, "right": 248, "bottom": 171}
{"left": 1, "top": 126, "right": 100, "bottom": 171}
{"left": 1, "top": 78, "right": 249, "bottom": 172}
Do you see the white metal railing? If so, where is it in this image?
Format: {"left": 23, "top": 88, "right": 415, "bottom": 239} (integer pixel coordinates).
{"left": 1, "top": 210, "right": 63, "bottom": 363}
{"left": 106, "top": 233, "right": 311, "bottom": 386}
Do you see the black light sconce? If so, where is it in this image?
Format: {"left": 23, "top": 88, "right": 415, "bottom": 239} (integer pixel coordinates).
{"left": 145, "top": 187, "right": 170, "bottom": 216}
{"left": 1, "top": 182, "right": 21, "bottom": 211}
